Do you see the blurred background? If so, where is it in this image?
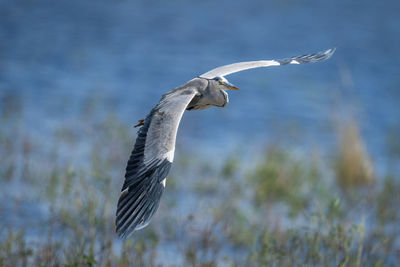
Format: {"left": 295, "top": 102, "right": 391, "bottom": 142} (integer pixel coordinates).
{"left": 0, "top": 0, "right": 399, "bottom": 266}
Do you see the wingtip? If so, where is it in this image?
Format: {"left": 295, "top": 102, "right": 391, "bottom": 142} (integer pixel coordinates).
{"left": 324, "top": 47, "right": 336, "bottom": 59}
{"left": 116, "top": 221, "right": 134, "bottom": 239}
{"left": 116, "top": 229, "right": 130, "bottom": 239}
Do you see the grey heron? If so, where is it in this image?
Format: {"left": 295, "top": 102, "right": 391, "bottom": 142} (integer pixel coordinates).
{"left": 116, "top": 48, "right": 335, "bottom": 238}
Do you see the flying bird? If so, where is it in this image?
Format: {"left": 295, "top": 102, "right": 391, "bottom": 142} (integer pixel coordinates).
{"left": 116, "top": 48, "right": 336, "bottom": 238}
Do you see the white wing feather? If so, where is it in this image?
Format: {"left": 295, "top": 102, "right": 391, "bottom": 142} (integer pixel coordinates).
{"left": 200, "top": 48, "right": 335, "bottom": 79}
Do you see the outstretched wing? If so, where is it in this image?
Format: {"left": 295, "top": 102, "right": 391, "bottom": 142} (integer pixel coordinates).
{"left": 200, "top": 48, "right": 335, "bottom": 79}
{"left": 116, "top": 88, "right": 198, "bottom": 238}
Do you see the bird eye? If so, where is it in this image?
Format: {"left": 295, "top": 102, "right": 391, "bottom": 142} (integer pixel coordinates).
{"left": 218, "top": 80, "right": 224, "bottom": 85}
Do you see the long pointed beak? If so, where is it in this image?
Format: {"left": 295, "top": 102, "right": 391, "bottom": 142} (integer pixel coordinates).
{"left": 225, "top": 82, "right": 240, "bottom": 90}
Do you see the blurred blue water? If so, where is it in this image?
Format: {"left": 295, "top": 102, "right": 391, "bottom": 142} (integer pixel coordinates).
{"left": 1, "top": 0, "right": 399, "bottom": 173}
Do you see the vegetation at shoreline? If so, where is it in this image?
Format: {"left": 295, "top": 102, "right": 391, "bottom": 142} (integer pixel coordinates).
{"left": 0, "top": 92, "right": 399, "bottom": 266}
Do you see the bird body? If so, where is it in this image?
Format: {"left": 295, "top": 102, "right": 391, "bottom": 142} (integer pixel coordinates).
{"left": 116, "top": 48, "right": 335, "bottom": 238}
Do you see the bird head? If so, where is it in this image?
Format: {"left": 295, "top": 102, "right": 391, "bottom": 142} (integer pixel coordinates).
{"left": 211, "top": 76, "right": 239, "bottom": 91}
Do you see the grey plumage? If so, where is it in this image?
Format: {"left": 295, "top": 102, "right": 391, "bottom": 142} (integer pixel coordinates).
{"left": 116, "top": 48, "right": 335, "bottom": 238}
{"left": 199, "top": 48, "right": 335, "bottom": 79}
{"left": 116, "top": 88, "right": 197, "bottom": 237}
